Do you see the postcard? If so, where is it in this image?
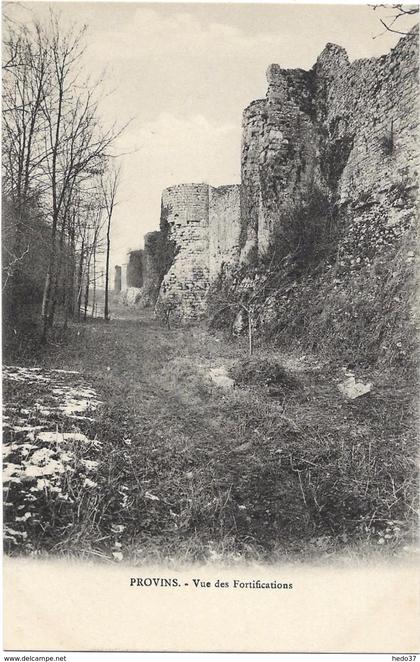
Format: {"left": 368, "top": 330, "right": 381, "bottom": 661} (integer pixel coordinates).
{"left": 2, "top": 1, "right": 419, "bottom": 653}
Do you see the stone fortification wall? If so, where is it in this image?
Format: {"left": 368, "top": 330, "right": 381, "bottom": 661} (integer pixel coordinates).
{"left": 157, "top": 183, "right": 210, "bottom": 318}
{"left": 314, "top": 32, "right": 418, "bottom": 205}
{"left": 241, "top": 100, "right": 266, "bottom": 259}
{"left": 241, "top": 68, "right": 321, "bottom": 255}
{"left": 209, "top": 185, "right": 242, "bottom": 279}
{"left": 312, "top": 30, "right": 419, "bottom": 262}
{"left": 156, "top": 183, "right": 243, "bottom": 317}
{"left": 121, "top": 263, "right": 127, "bottom": 291}
{"left": 126, "top": 250, "right": 143, "bottom": 288}
{"left": 114, "top": 265, "right": 122, "bottom": 293}
{"left": 135, "top": 29, "right": 418, "bottom": 321}
{"left": 119, "top": 234, "right": 162, "bottom": 307}
{"left": 240, "top": 28, "right": 418, "bottom": 257}
{"left": 141, "top": 231, "right": 163, "bottom": 306}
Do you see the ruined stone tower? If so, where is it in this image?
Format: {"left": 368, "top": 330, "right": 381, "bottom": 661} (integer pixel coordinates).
{"left": 127, "top": 250, "right": 143, "bottom": 288}
{"left": 240, "top": 29, "right": 418, "bottom": 260}
{"left": 157, "top": 184, "right": 212, "bottom": 317}
{"left": 123, "top": 28, "right": 418, "bottom": 320}
{"left": 156, "top": 183, "right": 243, "bottom": 317}
{"left": 114, "top": 265, "right": 122, "bottom": 293}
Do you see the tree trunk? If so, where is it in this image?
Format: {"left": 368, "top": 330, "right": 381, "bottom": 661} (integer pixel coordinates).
{"left": 41, "top": 210, "right": 59, "bottom": 340}
{"left": 49, "top": 211, "right": 69, "bottom": 327}
{"left": 9, "top": 207, "right": 26, "bottom": 320}
{"left": 248, "top": 310, "right": 254, "bottom": 357}
{"left": 40, "top": 269, "right": 51, "bottom": 343}
{"left": 63, "top": 269, "right": 69, "bottom": 330}
{"left": 48, "top": 245, "right": 61, "bottom": 329}
{"left": 75, "top": 239, "right": 85, "bottom": 321}
{"left": 68, "top": 222, "right": 76, "bottom": 320}
{"left": 83, "top": 258, "right": 90, "bottom": 321}
{"left": 92, "top": 247, "right": 96, "bottom": 319}
{"left": 104, "top": 216, "right": 111, "bottom": 321}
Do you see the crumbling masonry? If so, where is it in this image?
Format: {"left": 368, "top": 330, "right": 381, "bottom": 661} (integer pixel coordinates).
{"left": 117, "top": 29, "right": 418, "bottom": 318}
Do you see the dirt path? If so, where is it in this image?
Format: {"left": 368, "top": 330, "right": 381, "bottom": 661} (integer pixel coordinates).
{"left": 3, "top": 305, "right": 417, "bottom": 563}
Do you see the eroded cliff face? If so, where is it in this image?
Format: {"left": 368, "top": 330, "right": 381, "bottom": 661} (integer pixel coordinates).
{"left": 134, "top": 28, "right": 418, "bottom": 320}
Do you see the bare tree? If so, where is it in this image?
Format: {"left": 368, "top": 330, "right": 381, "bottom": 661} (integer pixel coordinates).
{"left": 372, "top": 4, "right": 419, "bottom": 38}
{"left": 82, "top": 198, "right": 105, "bottom": 320}
{"left": 2, "top": 19, "right": 50, "bottom": 293}
{"left": 100, "top": 164, "right": 120, "bottom": 321}
{"left": 35, "top": 13, "right": 124, "bottom": 339}
{"left": 3, "top": 9, "right": 128, "bottom": 339}
{"left": 2, "top": 245, "right": 30, "bottom": 291}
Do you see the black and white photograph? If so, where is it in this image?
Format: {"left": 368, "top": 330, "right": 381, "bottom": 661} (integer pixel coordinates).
{"left": 2, "top": 0, "right": 419, "bottom": 653}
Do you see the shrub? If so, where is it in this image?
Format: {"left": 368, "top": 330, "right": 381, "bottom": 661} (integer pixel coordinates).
{"left": 266, "top": 186, "right": 340, "bottom": 272}
{"left": 155, "top": 291, "right": 183, "bottom": 329}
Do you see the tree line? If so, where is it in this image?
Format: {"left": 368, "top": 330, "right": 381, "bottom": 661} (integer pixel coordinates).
{"left": 2, "top": 8, "right": 124, "bottom": 341}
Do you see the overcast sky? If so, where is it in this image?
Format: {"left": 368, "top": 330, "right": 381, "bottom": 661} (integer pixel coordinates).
{"left": 7, "top": 2, "right": 418, "bottom": 269}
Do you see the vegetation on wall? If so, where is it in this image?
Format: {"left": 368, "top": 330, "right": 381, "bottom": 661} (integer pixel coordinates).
{"left": 158, "top": 203, "right": 179, "bottom": 282}
{"left": 207, "top": 183, "right": 417, "bottom": 373}
{"left": 208, "top": 187, "right": 340, "bottom": 350}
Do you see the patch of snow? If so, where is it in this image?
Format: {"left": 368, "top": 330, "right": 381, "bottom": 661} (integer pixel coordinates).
{"left": 12, "top": 425, "right": 44, "bottom": 433}
{"left": 34, "top": 404, "right": 52, "bottom": 416}
{"left": 3, "top": 442, "right": 37, "bottom": 459}
{"left": 35, "top": 479, "right": 49, "bottom": 490}
{"left": 53, "top": 385, "right": 103, "bottom": 415}
{"left": 2, "top": 363, "right": 104, "bottom": 529}
{"left": 24, "top": 461, "right": 65, "bottom": 478}
{"left": 80, "top": 459, "right": 99, "bottom": 471}
{"left": 15, "top": 512, "right": 32, "bottom": 522}
{"left": 29, "top": 447, "right": 56, "bottom": 465}
{"left": 51, "top": 369, "right": 80, "bottom": 375}
{"left": 4, "top": 526, "right": 27, "bottom": 539}
{"left": 35, "top": 431, "right": 98, "bottom": 445}
{"left": 60, "top": 399, "right": 91, "bottom": 415}
{"left": 4, "top": 366, "right": 51, "bottom": 383}
{"left": 3, "top": 463, "right": 22, "bottom": 482}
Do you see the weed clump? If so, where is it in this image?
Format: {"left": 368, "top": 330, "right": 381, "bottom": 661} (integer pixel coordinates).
{"left": 230, "top": 357, "right": 300, "bottom": 390}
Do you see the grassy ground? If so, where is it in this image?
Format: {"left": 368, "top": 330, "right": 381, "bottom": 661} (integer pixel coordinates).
{"left": 3, "top": 295, "right": 418, "bottom": 565}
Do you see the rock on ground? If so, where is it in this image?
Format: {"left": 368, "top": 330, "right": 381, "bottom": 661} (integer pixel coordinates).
{"left": 208, "top": 366, "right": 235, "bottom": 390}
